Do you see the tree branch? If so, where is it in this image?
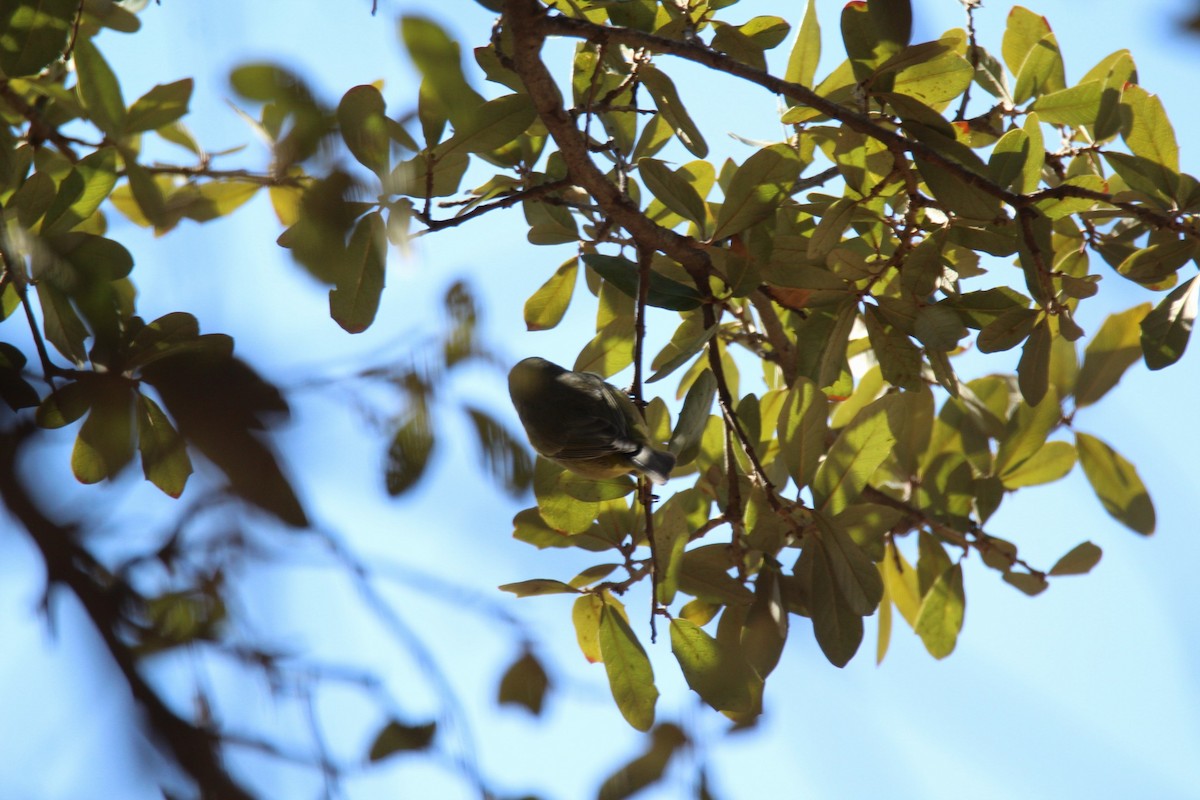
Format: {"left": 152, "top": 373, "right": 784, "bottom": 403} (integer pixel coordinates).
{"left": 0, "top": 424, "right": 254, "bottom": 800}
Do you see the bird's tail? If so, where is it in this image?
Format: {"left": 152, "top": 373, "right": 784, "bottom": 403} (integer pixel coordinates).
{"left": 632, "top": 446, "right": 676, "bottom": 485}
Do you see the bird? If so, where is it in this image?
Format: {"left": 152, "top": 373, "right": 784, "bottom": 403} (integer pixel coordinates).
{"left": 508, "top": 357, "right": 676, "bottom": 484}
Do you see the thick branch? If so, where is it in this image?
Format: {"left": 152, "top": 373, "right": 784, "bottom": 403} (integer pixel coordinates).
{"left": 504, "top": 0, "right": 712, "bottom": 282}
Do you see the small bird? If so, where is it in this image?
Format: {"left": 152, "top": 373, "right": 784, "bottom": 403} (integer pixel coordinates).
{"left": 508, "top": 357, "right": 676, "bottom": 484}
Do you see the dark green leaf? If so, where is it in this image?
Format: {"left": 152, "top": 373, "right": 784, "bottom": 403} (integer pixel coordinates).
{"left": 399, "top": 16, "right": 484, "bottom": 128}
{"left": 1017, "top": 318, "right": 1051, "bottom": 406}
{"left": 368, "top": 720, "right": 436, "bottom": 761}
{"left": 330, "top": 211, "right": 386, "bottom": 333}
{"left": 0, "top": 0, "right": 75, "bottom": 77}
{"left": 337, "top": 84, "right": 391, "bottom": 176}
{"left": 1049, "top": 541, "right": 1103, "bottom": 576}
{"left": 497, "top": 650, "right": 549, "bottom": 715}
{"left": 385, "top": 402, "right": 434, "bottom": 496}
{"left": 435, "top": 93, "right": 535, "bottom": 158}
{"left": 797, "top": 538, "right": 862, "bottom": 668}
{"left": 1075, "top": 432, "right": 1155, "bottom": 535}
{"left": 596, "top": 724, "right": 686, "bottom": 800}
{"left": 464, "top": 405, "right": 533, "bottom": 497}
{"left": 582, "top": 253, "right": 701, "bottom": 312}
{"left": 668, "top": 368, "right": 716, "bottom": 466}
{"left": 1141, "top": 277, "right": 1197, "bottom": 370}
{"left": 815, "top": 512, "right": 883, "bottom": 616}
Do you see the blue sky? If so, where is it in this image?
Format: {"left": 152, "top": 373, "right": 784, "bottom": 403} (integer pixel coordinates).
{"left": 1, "top": 1, "right": 1199, "bottom": 798}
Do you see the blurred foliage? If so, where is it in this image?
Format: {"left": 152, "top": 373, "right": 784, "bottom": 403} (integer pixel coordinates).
{"left": 0, "top": 0, "right": 1193, "bottom": 798}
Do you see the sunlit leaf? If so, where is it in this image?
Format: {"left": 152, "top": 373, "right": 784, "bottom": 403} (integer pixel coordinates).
{"left": 639, "top": 65, "right": 707, "bottom": 158}
{"left": 599, "top": 603, "right": 658, "bottom": 731}
{"left": 136, "top": 393, "right": 192, "bottom": 498}
{"left": 914, "top": 563, "right": 964, "bottom": 659}
{"left": 73, "top": 37, "right": 127, "bottom": 137}
{"left": 126, "top": 78, "right": 194, "bottom": 133}
{"left": 1075, "top": 304, "right": 1150, "bottom": 408}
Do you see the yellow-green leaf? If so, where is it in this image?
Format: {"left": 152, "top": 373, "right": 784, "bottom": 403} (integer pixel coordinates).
{"left": 711, "top": 144, "right": 802, "bottom": 241}
{"left": 1075, "top": 304, "right": 1150, "bottom": 408}
{"left": 73, "top": 37, "right": 127, "bottom": 138}
{"left": 599, "top": 603, "right": 658, "bottom": 731}
{"left": 812, "top": 397, "right": 897, "bottom": 514}
{"left": 914, "top": 563, "right": 964, "bottom": 659}
{"left": 670, "top": 618, "right": 758, "bottom": 713}
{"left": 136, "top": 393, "right": 192, "bottom": 498}
{"left": 999, "top": 439, "right": 1075, "bottom": 489}
{"left": 640, "top": 65, "right": 707, "bottom": 158}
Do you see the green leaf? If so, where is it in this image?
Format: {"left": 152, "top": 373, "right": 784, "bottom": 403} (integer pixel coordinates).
{"left": 1049, "top": 541, "right": 1103, "bottom": 576}
{"left": 1017, "top": 318, "right": 1051, "bottom": 406}
{"left": 524, "top": 257, "right": 577, "bottom": 332}
{"left": 35, "top": 380, "right": 90, "bottom": 428}
{"left": 777, "top": 375, "right": 827, "bottom": 490}
{"left": 399, "top": 16, "right": 484, "bottom": 128}
{"left": 1075, "top": 304, "right": 1150, "bottom": 408}
{"left": 784, "top": 0, "right": 820, "bottom": 89}
{"left": 1029, "top": 80, "right": 1103, "bottom": 127}
{"left": 678, "top": 545, "right": 755, "bottom": 606}
{"left": 711, "top": 144, "right": 802, "bottom": 241}
{"left": 435, "top": 93, "right": 535, "bottom": 158}
{"left": 1121, "top": 84, "right": 1179, "bottom": 196}
{"left": 72, "top": 380, "right": 135, "bottom": 484}
{"left": 73, "top": 37, "right": 126, "bottom": 138}
{"left": 126, "top": 78, "right": 194, "bottom": 134}
{"left": 599, "top": 603, "right": 658, "bottom": 731}
{"left": 1000, "top": 440, "right": 1075, "bottom": 489}
{"left": 36, "top": 282, "right": 88, "bottom": 363}
{"left": 43, "top": 148, "right": 119, "bottom": 234}
{"left": 670, "top": 618, "right": 758, "bottom": 713}
{"left": 368, "top": 720, "right": 436, "bottom": 761}
{"left": 668, "top": 368, "right": 716, "bottom": 466}
{"left": 1115, "top": 238, "right": 1195, "bottom": 288}
{"left": 815, "top": 512, "right": 883, "bottom": 616}
{"left": 497, "top": 650, "right": 550, "bottom": 715}
{"left": 596, "top": 724, "right": 687, "bottom": 800}
{"left": 330, "top": 211, "right": 387, "bottom": 333}
{"left": 499, "top": 578, "right": 579, "bottom": 597}
{"left": 639, "top": 157, "right": 708, "bottom": 230}
{"left": 385, "top": 401, "right": 434, "bottom": 496}
{"left": 136, "top": 393, "right": 192, "bottom": 498}
{"left": 914, "top": 563, "right": 964, "bottom": 659}
{"left": 1075, "top": 432, "right": 1155, "bottom": 535}
{"left": 812, "top": 397, "right": 897, "bottom": 514}
{"left": 915, "top": 155, "right": 1001, "bottom": 220}
{"left": 572, "top": 593, "right": 604, "bottom": 662}
{"left": 0, "top": 0, "right": 75, "bottom": 77}
{"left": 639, "top": 65, "right": 707, "bottom": 158}
{"left": 337, "top": 84, "right": 391, "bottom": 176}
{"left": 649, "top": 317, "right": 717, "bottom": 385}
{"left": 807, "top": 197, "right": 857, "bottom": 263}
{"left": 582, "top": 253, "right": 701, "bottom": 311}
{"left": 994, "top": 386, "right": 1060, "bottom": 477}
{"left": 797, "top": 538, "right": 862, "bottom": 668}
{"left": 1141, "top": 277, "right": 1197, "bottom": 370}
{"left": 977, "top": 306, "right": 1038, "bottom": 352}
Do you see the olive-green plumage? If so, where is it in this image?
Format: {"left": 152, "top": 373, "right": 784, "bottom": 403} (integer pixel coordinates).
{"left": 508, "top": 357, "right": 676, "bottom": 484}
